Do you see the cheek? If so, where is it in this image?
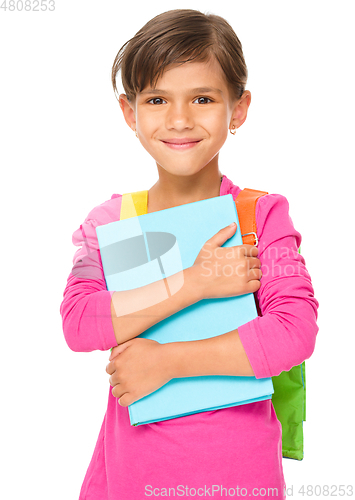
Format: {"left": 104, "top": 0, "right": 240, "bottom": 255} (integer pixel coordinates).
{"left": 209, "top": 121, "right": 229, "bottom": 147}
{"left": 137, "top": 111, "right": 161, "bottom": 135}
{"left": 136, "top": 115, "right": 157, "bottom": 150}
{"left": 203, "top": 110, "right": 229, "bottom": 135}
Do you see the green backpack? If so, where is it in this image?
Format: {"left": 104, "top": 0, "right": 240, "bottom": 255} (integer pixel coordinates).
{"left": 235, "top": 187, "right": 306, "bottom": 461}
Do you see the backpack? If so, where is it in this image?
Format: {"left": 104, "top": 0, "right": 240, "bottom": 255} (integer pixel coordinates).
{"left": 235, "top": 188, "right": 306, "bottom": 461}
{"left": 117, "top": 188, "right": 306, "bottom": 461}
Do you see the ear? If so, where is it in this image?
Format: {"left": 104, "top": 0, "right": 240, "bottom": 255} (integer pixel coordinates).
{"left": 229, "top": 90, "right": 251, "bottom": 130}
{"left": 119, "top": 94, "right": 137, "bottom": 132}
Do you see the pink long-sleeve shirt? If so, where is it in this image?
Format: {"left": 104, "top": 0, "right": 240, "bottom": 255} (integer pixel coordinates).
{"left": 60, "top": 174, "right": 319, "bottom": 499}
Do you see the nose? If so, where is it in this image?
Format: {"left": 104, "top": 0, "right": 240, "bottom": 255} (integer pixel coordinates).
{"left": 165, "top": 102, "right": 194, "bottom": 132}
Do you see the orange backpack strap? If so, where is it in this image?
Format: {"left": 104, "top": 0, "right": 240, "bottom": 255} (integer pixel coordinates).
{"left": 235, "top": 188, "right": 268, "bottom": 246}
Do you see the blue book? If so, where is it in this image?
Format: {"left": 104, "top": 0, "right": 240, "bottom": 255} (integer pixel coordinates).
{"left": 96, "top": 193, "right": 274, "bottom": 426}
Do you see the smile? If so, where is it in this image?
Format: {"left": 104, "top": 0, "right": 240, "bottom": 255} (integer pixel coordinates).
{"left": 161, "top": 139, "right": 202, "bottom": 150}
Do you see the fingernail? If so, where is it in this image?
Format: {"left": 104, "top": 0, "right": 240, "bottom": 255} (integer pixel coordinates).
{"left": 229, "top": 222, "right": 236, "bottom": 227}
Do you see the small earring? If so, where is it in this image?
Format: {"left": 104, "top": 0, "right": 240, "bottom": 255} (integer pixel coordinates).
{"left": 230, "top": 125, "right": 237, "bottom": 135}
{"left": 134, "top": 129, "right": 138, "bottom": 138}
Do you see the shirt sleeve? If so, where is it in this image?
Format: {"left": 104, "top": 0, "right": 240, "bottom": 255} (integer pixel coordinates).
{"left": 237, "top": 193, "right": 319, "bottom": 379}
{"left": 59, "top": 202, "right": 120, "bottom": 353}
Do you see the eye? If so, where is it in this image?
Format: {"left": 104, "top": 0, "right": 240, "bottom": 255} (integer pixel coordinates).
{"left": 193, "top": 97, "right": 213, "bottom": 104}
{"left": 147, "top": 98, "right": 166, "bottom": 105}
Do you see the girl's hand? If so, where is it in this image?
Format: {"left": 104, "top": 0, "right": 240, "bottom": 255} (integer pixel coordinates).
{"left": 192, "top": 223, "right": 262, "bottom": 300}
{"left": 106, "top": 338, "right": 172, "bottom": 407}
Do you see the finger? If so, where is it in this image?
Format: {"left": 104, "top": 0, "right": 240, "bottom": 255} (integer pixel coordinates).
{"left": 247, "top": 257, "right": 261, "bottom": 269}
{"left": 118, "top": 394, "right": 129, "bottom": 407}
{"left": 112, "top": 385, "right": 125, "bottom": 400}
{"left": 109, "top": 342, "right": 131, "bottom": 360}
{"left": 109, "top": 373, "right": 120, "bottom": 387}
{"left": 118, "top": 393, "right": 136, "bottom": 407}
{"left": 246, "top": 279, "right": 262, "bottom": 294}
{"left": 207, "top": 223, "right": 238, "bottom": 249}
{"left": 106, "top": 361, "right": 115, "bottom": 375}
{"left": 237, "top": 245, "right": 259, "bottom": 257}
{"left": 248, "top": 268, "right": 262, "bottom": 281}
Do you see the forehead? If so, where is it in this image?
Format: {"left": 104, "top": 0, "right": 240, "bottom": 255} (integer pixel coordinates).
{"left": 141, "top": 57, "right": 230, "bottom": 94}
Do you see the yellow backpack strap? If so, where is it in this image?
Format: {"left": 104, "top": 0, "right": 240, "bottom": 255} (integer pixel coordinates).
{"left": 109, "top": 190, "right": 148, "bottom": 355}
{"left": 120, "top": 190, "right": 148, "bottom": 220}
{"left": 235, "top": 188, "right": 268, "bottom": 246}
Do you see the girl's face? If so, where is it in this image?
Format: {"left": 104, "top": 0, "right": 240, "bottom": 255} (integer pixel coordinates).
{"left": 120, "top": 57, "right": 250, "bottom": 178}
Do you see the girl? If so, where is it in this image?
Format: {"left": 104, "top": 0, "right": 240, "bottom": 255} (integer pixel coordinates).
{"left": 60, "top": 9, "right": 319, "bottom": 499}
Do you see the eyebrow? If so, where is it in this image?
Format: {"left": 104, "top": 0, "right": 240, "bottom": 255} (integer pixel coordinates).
{"left": 139, "top": 87, "right": 223, "bottom": 96}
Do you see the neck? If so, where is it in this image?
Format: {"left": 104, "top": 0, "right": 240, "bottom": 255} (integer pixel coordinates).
{"left": 148, "top": 163, "right": 223, "bottom": 212}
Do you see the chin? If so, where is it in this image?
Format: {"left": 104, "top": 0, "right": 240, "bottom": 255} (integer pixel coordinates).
{"left": 158, "top": 164, "right": 204, "bottom": 177}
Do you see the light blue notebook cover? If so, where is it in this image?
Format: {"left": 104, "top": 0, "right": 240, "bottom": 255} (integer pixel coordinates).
{"left": 96, "top": 194, "right": 273, "bottom": 426}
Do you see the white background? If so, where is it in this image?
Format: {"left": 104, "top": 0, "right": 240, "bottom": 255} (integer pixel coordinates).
{"left": 1, "top": 1, "right": 354, "bottom": 499}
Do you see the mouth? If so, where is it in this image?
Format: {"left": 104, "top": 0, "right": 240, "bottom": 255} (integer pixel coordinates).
{"left": 161, "top": 138, "right": 202, "bottom": 150}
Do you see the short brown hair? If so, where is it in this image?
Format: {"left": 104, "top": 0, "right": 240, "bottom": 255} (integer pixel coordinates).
{"left": 111, "top": 9, "right": 248, "bottom": 104}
